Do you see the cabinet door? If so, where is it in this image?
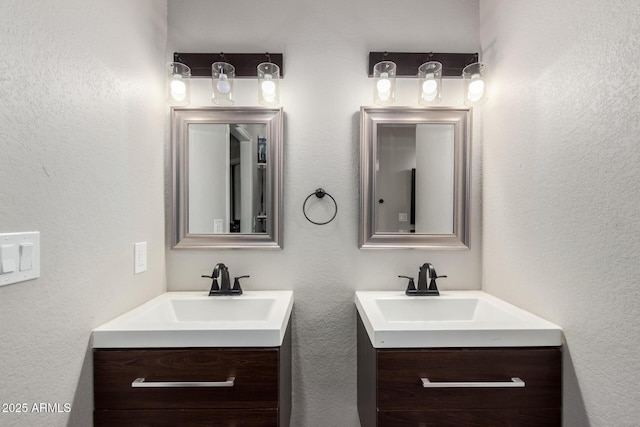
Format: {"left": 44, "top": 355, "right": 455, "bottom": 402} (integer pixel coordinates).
{"left": 377, "top": 348, "right": 561, "bottom": 411}
{"left": 378, "top": 409, "right": 561, "bottom": 427}
{"left": 94, "top": 348, "right": 279, "bottom": 410}
{"left": 94, "top": 409, "right": 278, "bottom": 427}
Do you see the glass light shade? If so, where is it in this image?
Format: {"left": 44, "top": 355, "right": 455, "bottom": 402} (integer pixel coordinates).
{"left": 212, "top": 62, "right": 235, "bottom": 105}
{"left": 257, "top": 62, "right": 280, "bottom": 106}
{"left": 418, "top": 61, "right": 442, "bottom": 105}
{"left": 167, "top": 62, "right": 191, "bottom": 105}
{"left": 463, "top": 62, "right": 488, "bottom": 105}
{"left": 373, "top": 61, "right": 396, "bottom": 105}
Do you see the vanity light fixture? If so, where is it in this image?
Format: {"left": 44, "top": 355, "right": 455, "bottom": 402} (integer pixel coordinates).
{"left": 212, "top": 61, "right": 235, "bottom": 105}
{"left": 172, "top": 52, "right": 284, "bottom": 106}
{"left": 167, "top": 62, "right": 191, "bottom": 105}
{"left": 372, "top": 61, "right": 397, "bottom": 105}
{"left": 257, "top": 62, "right": 280, "bottom": 106}
{"left": 368, "top": 52, "right": 481, "bottom": 106}
{"left": 463, "top": 62, "right": 488, "bottom": 105}
{"left": 418, "top": 61, "right": 442, "bottom": 105}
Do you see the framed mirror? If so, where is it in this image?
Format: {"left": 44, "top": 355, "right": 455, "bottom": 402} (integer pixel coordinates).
{"left": 171, "top": 107, "right": 283, "bottom": 249}
{"left": 359, "top": 107, "right": 470, "bottom": 249}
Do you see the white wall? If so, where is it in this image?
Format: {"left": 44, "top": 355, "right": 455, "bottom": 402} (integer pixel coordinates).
{"left": 0, "top": 1, "right": 167, "bottom": 426}
{"left": 188, "top": 124, "right": 230, "bottom": 233}
{"left": 480, "top": 1, "right": 640, "bottom": 425}
{"left": 415, "top": 124, "right": 455, "bottom": 233}
{"left": 167, "top": 1, "right": 481, "bottom": 425}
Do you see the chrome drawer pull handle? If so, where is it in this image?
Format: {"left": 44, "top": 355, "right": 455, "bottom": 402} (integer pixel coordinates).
{"left": 131, "top": 377, "right": 235, "bottom": 388}
{"left": 421, "top": 377, "right": 525, "bottom": 388}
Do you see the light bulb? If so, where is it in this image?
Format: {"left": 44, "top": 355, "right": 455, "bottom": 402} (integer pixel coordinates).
{"left": 377, "top": 78, "right": 391, "bottom": 93}
{"left": 467, "top": 74, "right": 485, "bottom": 102}
{"left": 468, "top": 79, "right": 484, "bottom": 95}
{"left": 421, "top": 78, "right": 438, "bottom": 101}
{"left": 170, "top": 76, "right": 186, "bottom": 102}
{"left": 261, "top": 76, "right": 276, "bottom": 94}
{"left": 377, "top": 72, "right": 391, "bottom": 92}
{"left": 376, "top": 72, "right": 392, "bottom": 101}
{"left": 216, "top": 74, "right": 231, "bottom": 94}
{"left": 259, "top": 74, "right": 277, "bottom": 104}
{"left": 261, "top": 80, "right": 276, "bottom": 102}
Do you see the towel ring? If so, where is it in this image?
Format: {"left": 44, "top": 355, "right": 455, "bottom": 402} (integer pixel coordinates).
{"left": 303, "top": 188, "right": 338, "bottom": 225}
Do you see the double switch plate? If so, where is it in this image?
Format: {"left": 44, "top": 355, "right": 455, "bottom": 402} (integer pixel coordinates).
{"left": 0, "top": 232, "right": 40, "bottom": 287}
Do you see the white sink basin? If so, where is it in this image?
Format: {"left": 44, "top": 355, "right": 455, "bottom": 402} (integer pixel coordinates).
{"left": 355, "top": 291, "right": 562, "bottom": 348}
{"left": 92, "top": 291, "right": 293, "bottom": 348}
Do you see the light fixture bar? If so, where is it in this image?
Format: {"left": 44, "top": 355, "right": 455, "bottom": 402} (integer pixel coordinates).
{"left": 174, "top": 52, "right": 284, "bottom": 78}
{"left": 368, "top": 52, "right": 478, "bottom": 77}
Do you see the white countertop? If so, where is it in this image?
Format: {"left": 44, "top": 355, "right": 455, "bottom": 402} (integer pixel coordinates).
{"left": 355, "top": 290, "right": 562, "bottom": 348}
{"left": 92, "top": 290, "right": 293, "bottom": 348}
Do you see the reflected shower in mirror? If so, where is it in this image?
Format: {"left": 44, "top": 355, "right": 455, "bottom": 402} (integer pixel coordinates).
{"left": 172, "top": 107, "right": 283, "bottom": 249}
{"left": 360, "top": 107, "right": 470, "bottom": 249}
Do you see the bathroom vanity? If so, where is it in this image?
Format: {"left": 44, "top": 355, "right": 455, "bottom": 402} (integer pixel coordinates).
{"left": 94, "top": 325, "right": 291, "bottom": 426}
{"left": 92, "top": 291, "right": 293, "bottom": 426}
{"left": 355, "top": 291, "right": 562, "bottom": 427}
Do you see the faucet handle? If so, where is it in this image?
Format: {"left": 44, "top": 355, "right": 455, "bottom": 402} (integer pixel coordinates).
{"left": 201, "top": 273, "right": 219, "bottom": 290}
{"left": 232, "top": 275, "right": 250, "bottom": 294}
{"left": 398, "top": 275, "right": 416, "bottom": 292}
{"left": 428, "top": 273, "right": 447, "bottom": 292}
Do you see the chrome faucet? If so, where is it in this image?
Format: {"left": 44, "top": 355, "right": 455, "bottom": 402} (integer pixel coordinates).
{"left": 202, "top": 263, "right": 248, "bottom": 296}
{"left": 399, "top": 263, "right": 447, "bottom": 296}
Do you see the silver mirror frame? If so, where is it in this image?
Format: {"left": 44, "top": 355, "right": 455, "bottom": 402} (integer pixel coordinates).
{"left": 359, "top": 106, "right": 471, "bottom": 249}
{"left": 171, "top": 107, "right": 284, "bottom": 249}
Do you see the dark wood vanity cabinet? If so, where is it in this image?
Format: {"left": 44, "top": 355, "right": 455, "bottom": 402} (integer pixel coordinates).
{"left": 93, "top": 325, "right": 291, "bottom": 427}
{"left": 357, "top": 314, "right": 562, "bottom": 427}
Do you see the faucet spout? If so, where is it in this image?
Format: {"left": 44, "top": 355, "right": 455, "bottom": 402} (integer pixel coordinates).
{"left": 214, "top": 263, "right": 231, "bottom": 291}
{"left": 417, "top": 263, "right": 433, "bottom": 291}
{"left": 403, "top": 263, "right": 446, "bottom": 296}
{"left": 203, "top": 263, "right": 245, "bottom": 296}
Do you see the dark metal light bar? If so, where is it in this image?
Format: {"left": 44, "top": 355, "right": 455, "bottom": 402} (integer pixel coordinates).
{"left": 174, "top": 52, "right": 284, "bottom": 78}
{"left": 368, "top": 52, "right": 478, "bottom": 77}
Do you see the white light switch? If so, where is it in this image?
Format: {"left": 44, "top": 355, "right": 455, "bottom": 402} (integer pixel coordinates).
{"left": 399, "top": 213, "right": 408, "bottom": 222}
{"left": 20, "top": 243, "right": 34, "bottom": 271}
{"left": 134, "top": 242, "right": 147, "bottom": 274}
{"left": 1, "top": 244, "right": 17, "bottom": 273}
{"left": 0, "top": 232, "right": 40, "bottom": 287}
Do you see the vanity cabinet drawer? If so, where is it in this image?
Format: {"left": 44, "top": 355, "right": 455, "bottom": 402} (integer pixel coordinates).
{"left": 377, "top": 348, "right": 561, "bottom": 411}
{"left": 94, "top": 348, "right": 279, "bottom": 410}
{"left": 94, "top": 409, "right": 278, "bottom": 426}
{"left": 378, "top": 408, "right": 561, "bottom": 427}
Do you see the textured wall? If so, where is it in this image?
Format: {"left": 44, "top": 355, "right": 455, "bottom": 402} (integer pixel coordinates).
{"left": 0, "top": 1, "right": 167, "bottom": 426}
{"left": 480, "top": 1, "right": 640, "bottom": 425}
{"left": 167, "top": 0, "right": 481, "bottom": 425}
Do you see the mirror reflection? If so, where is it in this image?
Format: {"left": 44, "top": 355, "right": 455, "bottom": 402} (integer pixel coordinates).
{"left": 188, "top": 123, "right": 268, "bottom": 234}
{"left": 376, "top": 124, "right": 454, "bottom": 234}
{"left": 359, "top": 107, "right": 470, "bottom": 249}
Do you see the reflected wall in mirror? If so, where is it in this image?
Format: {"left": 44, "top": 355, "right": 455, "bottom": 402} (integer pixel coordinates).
{"left": 360, "top": 107, "right": 470, "bottom": 249}
{"left": 172, "top": 107, "right": 283, "bottom": 249}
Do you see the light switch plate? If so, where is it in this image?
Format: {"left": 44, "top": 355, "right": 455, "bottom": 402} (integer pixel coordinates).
{"left": 134, "top": 242, "right": 147, "bottom": 274}
{"left": 0, "top": 232, "right": 40, "bottom": 287}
